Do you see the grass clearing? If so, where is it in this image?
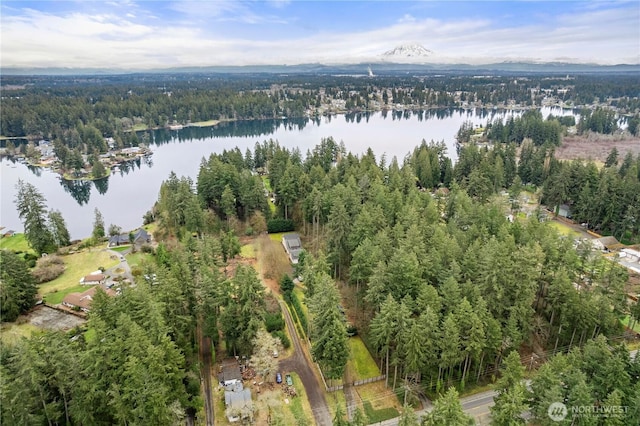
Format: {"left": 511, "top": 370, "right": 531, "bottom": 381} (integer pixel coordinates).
{"left": 262, "top": 176, "right": 273, "bottom": 192}
{"left": 0, "top": 233, "right": 32, "bottom": 253}
{"left": 0, "top": 322, "right": 39, "bottom": 345}
{"left": 189, "top": 119, "right": 221, "bottom": 127}
{"left": 268, "top": 232, "right": 285, "bottom": 242}
{"left": 357, "top": 380, "right": 401, "bottom": 422}
{"left": 110, "top": 245, "right": 129, "bottom": 252}
{"left": 348, "top": 336, "right": 381, "bottom": 380}
{"left": 258, "top": 234, "right": 291, "bottom": 280}
{"left": 44, "top": 284, "right": 91, "bottom": 304}
{"left": 548, "top": 220, "right": 580, "bottom": 238}
{"left": 363, "top": 401, "right": 399, "bottom": 423}
{"left": 126, "top": 251, "right": 153, "bottom": 268}
{"left": 131, "top": 123, "right": 148, "bottom": 132}
{"left": 38, "top": 249, "right": 118, "bottom": 297}
{"left": 240, "top": 243, "right": 256, "bottom": 259}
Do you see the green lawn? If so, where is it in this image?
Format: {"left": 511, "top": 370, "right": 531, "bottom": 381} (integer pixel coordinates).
{"left": 548, "top": 221, "right": 580, "bottom": 238}
{"left": 261, "top": 177, "right": 277, "bottom": 214}
{"left": 269, "top": 232, "right": 286, "bottom": 242}
{"left": 348, "top": 337, "right": 381, "bottom": 380}
{"left": 131, "top": 123, "right": 148, "bottom": 131}
{"left": 44, "top": 284, "right": 92, "bottom": 304}
{"left": 38, "top": 249, "right": 118, "bottom": 297}
{"left": 126, "top": 251, "right": 153, "bottom": 268}
{"left": 0, "top": 233, "right": 33, "bottom": 253}
{"left": 110, "top": 245, "right": 130, "bottom": 252}
{"left": 240, "top": 244, "right": 256, "bottom": 259}
{"left": 188, "top": 119, "right": 220, "bottom": 127}
{"left": 363, "top": 401, "right": 399, "bottom": 423}
{"left": 262, "top": 176, "right": 273, "bottom": 192}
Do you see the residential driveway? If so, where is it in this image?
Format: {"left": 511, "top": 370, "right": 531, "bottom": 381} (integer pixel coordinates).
{"left": 278, "top": 300, "right": 331, "bottom": 426}
{"left": 104, "top": 248, "right": 134, "bottom": 285}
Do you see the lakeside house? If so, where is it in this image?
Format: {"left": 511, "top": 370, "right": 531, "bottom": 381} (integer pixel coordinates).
{"left": 62, "top": 285, "right": 116, "bottom": 312}
{"left": 282, "top": 233, "right": 302, "bottom": 264}
{"left": 108, "top": 228, "right": 151, "bottom": 247}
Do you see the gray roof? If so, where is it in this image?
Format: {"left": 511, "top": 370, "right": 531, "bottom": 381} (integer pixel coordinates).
{"left": 225, "top": 388, "right": 252, "bottom": 409}
{"left": 108, "top": 228, "right": 150, "bottom": 245}
{"left": 282, "top": 233, "right": 301, "bottom": 249}
{"left": 595, "top": 236, "right": 620, "bottom": 248}
{"left": 220, "top": 364, "right": 242, "bottom": 383}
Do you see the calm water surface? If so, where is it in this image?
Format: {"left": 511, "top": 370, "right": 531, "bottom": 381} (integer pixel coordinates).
{"left": 0, "top": 107, "right": 576, "bottom": 239}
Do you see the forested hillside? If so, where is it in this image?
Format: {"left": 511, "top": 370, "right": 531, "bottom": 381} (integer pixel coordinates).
{"left": 3, "top": 130, "right": 639, "bottom": 424}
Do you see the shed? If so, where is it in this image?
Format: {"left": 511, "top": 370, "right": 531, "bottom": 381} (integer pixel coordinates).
{"left": 80, "top": 273, "right": 106, "bottom": 285}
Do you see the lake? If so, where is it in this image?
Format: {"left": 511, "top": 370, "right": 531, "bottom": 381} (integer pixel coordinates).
{"left": 1, "top": 107, "right": 577, "bottom": 239}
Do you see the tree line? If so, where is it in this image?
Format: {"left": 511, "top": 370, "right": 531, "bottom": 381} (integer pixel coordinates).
{"left": 3, "top": 130, "right": 638, "bottom": 424}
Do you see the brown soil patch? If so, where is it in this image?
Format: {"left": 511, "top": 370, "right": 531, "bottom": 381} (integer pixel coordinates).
{"left": 556, "top": 135, "right": 640, "bottom": 163}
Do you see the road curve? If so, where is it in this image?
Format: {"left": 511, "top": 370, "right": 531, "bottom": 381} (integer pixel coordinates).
{"left": 278, "top": 300, "right": 332, "bottom": 426}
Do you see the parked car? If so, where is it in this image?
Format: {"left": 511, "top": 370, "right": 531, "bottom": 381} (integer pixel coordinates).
{"left": 276, "top": 372, "right": 282, "bottom": 383}
{"left": 286, "top": 374, "right": 293, "bottom": 386}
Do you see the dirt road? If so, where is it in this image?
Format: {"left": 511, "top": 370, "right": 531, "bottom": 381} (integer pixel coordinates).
{"left": 199, "top": 331, "right": 215, "bottom": 426}
{"left": 278, "top": 300, "right": 332, "bottom": 426}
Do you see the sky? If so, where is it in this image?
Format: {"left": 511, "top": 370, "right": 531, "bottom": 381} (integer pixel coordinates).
{"left": 1, "top": 0, "right": 639, "bottom": 69}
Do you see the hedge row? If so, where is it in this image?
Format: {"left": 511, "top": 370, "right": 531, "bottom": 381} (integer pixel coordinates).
{"left": 267, "top": 219, "right": 294, "bottom": 233}
{"left": 285, "top": 291, "right": 308, "bottom": 339}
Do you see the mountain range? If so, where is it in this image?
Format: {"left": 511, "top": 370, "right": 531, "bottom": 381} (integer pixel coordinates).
{"left": 2, "top": 44, "right": 639, "bottom": 75}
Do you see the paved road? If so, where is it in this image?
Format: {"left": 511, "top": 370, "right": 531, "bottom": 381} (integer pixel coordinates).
{"left": 371, "top": 388, "right": 496, "bottom": 426}
{"left": 278, "top": 300, "right": 332, "bottom": 426}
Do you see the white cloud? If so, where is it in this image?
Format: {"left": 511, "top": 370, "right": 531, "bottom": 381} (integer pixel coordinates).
{"left": 1, "top": 2, "right": 637, "bottom": 69}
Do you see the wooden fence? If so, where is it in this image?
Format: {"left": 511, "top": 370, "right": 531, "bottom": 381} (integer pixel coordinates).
{"left": 352, "top": 375, "right": 386, "bottom": 387}
{"left": 319, "top": 368, "right": 386, "bottom": 392}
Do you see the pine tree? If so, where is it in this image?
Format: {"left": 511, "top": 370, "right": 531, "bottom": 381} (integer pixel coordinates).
{"left": 48, "top": 210, "right": 71, "bottom": 247}
{"left": 423, "top": 387, "right": 473, "bottom": 426}
{"left": 14, "top": 179, "right": 55, "bottom": 254}
{"left": 0, "top": 250, "right": 37, "bottom": 322}
{"left": 92, "top": 208, "right": 105, "bottom": 241}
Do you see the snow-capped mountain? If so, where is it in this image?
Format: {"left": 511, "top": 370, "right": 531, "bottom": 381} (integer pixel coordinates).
{"left": 382, "top": 44, "right": 433, "bottom": 61}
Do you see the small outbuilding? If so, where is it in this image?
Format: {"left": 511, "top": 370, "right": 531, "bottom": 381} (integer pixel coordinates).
{"left": 80, "top": 273, "right": 106, "bottom": 285}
